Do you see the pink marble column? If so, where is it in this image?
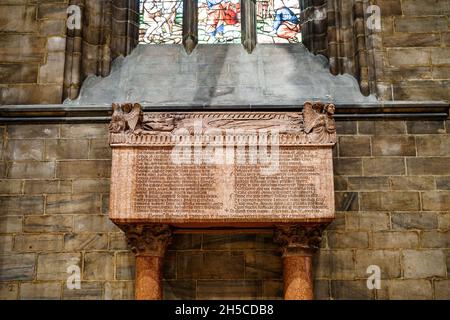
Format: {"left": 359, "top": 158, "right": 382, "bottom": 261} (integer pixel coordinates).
{"left": 274, "top": 224, "right": 326, "bottom": 300}
{"left": 122, "top": 224, "right": 172, "bottom": 300}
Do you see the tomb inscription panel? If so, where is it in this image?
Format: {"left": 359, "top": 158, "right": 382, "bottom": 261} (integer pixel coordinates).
{"left": 109, "top": 103, "right": 337, "bottom": 226}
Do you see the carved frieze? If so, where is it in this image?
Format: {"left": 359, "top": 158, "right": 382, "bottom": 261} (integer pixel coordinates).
{"left": 108, "top": 102, "right": 337, "bottom": 146}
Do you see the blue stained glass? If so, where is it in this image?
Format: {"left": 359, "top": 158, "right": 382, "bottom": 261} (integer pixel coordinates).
{"left": 198, "top": 0, "right": 241, "bottom": 44}
{"left": 257, "top": 0, "right": 302, "bottom": 43}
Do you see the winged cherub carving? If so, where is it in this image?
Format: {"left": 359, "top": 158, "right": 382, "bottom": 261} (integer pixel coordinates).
{"left": 109, "top": 103, "right": 126, "bottom": 133}
{"left": 303, "top": 101, "right": 327, "bottom": 144}
{"left": 121, "top": 103, "right": 142, "bottom": 133}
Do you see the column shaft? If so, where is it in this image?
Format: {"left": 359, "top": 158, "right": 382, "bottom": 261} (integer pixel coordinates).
{"left": 283, "top": 254, "right": 314, "bottom": 300}
{"left": 135, "top": 255, "right": 164, "bottom": 300}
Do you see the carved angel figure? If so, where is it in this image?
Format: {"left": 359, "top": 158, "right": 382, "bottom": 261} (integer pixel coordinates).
{"left": 109, "top": 103, "right": 142, "bottom": 134}
{"left": 122, "top": 103, "right": 142, "bottom": 133}
{"left": 303, "top": 101, "right": 327, "bottom": 144}
{"left": 303, "top": 101, "right": 337, "bottom": 144}
{"left": 324, "top": 103, "right": 336, "bottom": 135}
{"left": 109, "top": 103, "right": 126, "bottom": 133}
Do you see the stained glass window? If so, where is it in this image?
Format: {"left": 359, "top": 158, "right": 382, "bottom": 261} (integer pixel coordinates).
{"left": 256, "top": 0, "right": 302, "bottom": 43}
{"left": 139, "top": 0, "right": 183, "bottom": 44}
{"left": 198, "top": 0, "right": 241, "bottom": 44}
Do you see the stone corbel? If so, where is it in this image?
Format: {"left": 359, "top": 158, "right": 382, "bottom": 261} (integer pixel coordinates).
{"left": 274, "top": 224, "right": 327, "bottom": 300}
{"left": 122, "top": 224, "right": 173, "bottom": 300}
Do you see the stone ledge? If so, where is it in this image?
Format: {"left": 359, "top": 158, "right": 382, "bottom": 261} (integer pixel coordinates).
{"left": 0, "top": 101, "right": 449, "bottom": 123}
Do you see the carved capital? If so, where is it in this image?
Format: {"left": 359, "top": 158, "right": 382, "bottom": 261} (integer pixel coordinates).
{"left": 274, "top": 224, "right": 327, "bottom": 256}
{"left": 122, "top": 224, "right": 172, "bottom": 257}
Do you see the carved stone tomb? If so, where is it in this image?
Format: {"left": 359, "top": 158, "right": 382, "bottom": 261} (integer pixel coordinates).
{"left": 108, "top": 102, "right": 337, "bottom": 300}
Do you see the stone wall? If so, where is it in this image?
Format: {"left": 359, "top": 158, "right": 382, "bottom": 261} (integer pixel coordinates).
{"left": 1, "top": 0, "right": 450, "bottom": 104}
{"left": 372, "top": 0, "right": 450, "bottom": 101}
{"left": 0, "top": 0, "right": 68, "bottom": 104}
{"left": 0, "top": 120, "right": 449, "bottom": 299}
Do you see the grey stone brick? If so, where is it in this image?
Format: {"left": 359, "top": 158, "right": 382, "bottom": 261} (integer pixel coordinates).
{"left": 438, "top": 214, "right": 450, "bottom": 230}
{"left": 6, "top": 140, "right": 44, "bottom": 161}
{"left": 0, "top": 234, "right": 13, "bottom": 252}
{"left": 37, "top": 253, "right": 81, "bottom": 280}
{"left": 177, "top": 251, "right": 245, "bottom": 280}
{"left": 392, "top": 212, "right": 438, "bottom": 230}
{"left": 73, "top": 215, "right": 118, "bottom": 233}
{"left": 358, "top": 121, "right": 406, "bottom": 135}
{"left": 314, "top": 250, "right": 355, "bottom": 280}
{"left": 0, "top": 179, "right": 22, "bottom": 194}
{"left": 355, "top": 250, "right": 401, "bottom": 279}
{"left": 420, "top": 231, "right": 450, "bottom": 248}
{"left": 197, "top": 280, "right": 262, "bottom": 299}
{"left": 46, "top": 194, "right": 101, "bottom": 214}
{"left": 56, "top": 160, "right": 111, "bottom": 178}
{"left": 116, "top": 251, "right": 135, "bottom": 280}
{"left": 63, "top": 282, "right": 103, "bottom": 300}
{"left": 436, "top": 177, "right": 450, "bottom": 190}
{"left": 7, "top": 125, "right": 59, "bottom": 139}
{"left": 108, "top": 232, "right": 128, "bottom": 250}
{"left": 422, "top": 192, "right": 450, "bottom": 211}
{"left": 23, "top": 180, "right": 71, "bottom": 194}
{"left": 331, "top": 280, "right": 374, "bottom": 300}
{"left": 387, "top": 280, "right": 433, "bottom": 300}
{"left": 416, "top": 135, "right": 450, "bottom": 156}
{"left": 244, "top": 251, "right": 282, "bottom": 279}
{"left": 327, "top": 231, "right": 369, "bottom": 249}
{"left": 0, "top": 253, "right": 35, "bottom": 281}
{"left": 363, "top": 158, "right": 405, "bottom": 176}
{"left": 402, "top": 250, "right": 446, "bottom": 278}
{"left": 372, "top": 136, "right": 416, "bottom": 156}
{"left": 338, "top": 136, "right": 371, "bottom": 157}
{"left": 373, "top": 231, "right": 419, "bottom": 249}
{"left": 64, "top": 233, "right": 108, "bottom": 251}
{"left": 45, "top": 139, "right": 89, "bottom": 160}
{"left": 84, "top": 252, "right": 114, "bottom": 280}
{"left": 347, "top": 177, "right": 389, "bottom": 191}
{"left": 14, "top": 234, "right": 63, "bottom": 252}
{"left": 60, "top": 124, "right": 108, "bottom": 139}
{"left": 0, "top": 216, "right": 22, "bottom": 233}
{"left": 345, "top": 212, "right": 390, "bottom": 231}
{"left": 72, "top": 179, "right": 110, "bottom": 193}
{"left": 7, "top": 161, "right": 55, "bottom": 179}
{"left": 201, "top": 233, "right": 276, "bottom": 250}
{"left": 0, "top": 283, "right": 18, "bottom": 300}
{"left": 262, "top": 280, "right": 283, "bottom": 300}
{"left": 333, "top": 158, "right": 362, "bottom": 176}
{"left": 406, "top": 121, "right": 445, "bottom": 134}
{"left": 407, "top": 157, "right": 450, "bottom": 175}
{"left": 89, "top": 139, "right": 111, "bottom": 159}
{"left": 387, "top": 48, "right": 430, "bottom": 66}
{"left": 20, "top": 282, "right": 61, "bottom": 300}
{"left": 434, "top": 280, "right": 450, "bottom": 300}
{"left": 163, "top": 280, "right": 196, "bottom": 300}
{"left": 389, "top": 176, "right": 435, "bottom": 191}
{"left": 361, "top": 192, "right": 420, "bottom": 211}
{"left": 24, "top": 215, "right": 72, "bottom": 233}
{"left": 334, "top": 192, "right": 359, "bottom": 211}
{"left": 0, "top": 196, "right": 44, "bottom": 215}
{"left": 104, "top": 281, "right": 134, "bottom": 300}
